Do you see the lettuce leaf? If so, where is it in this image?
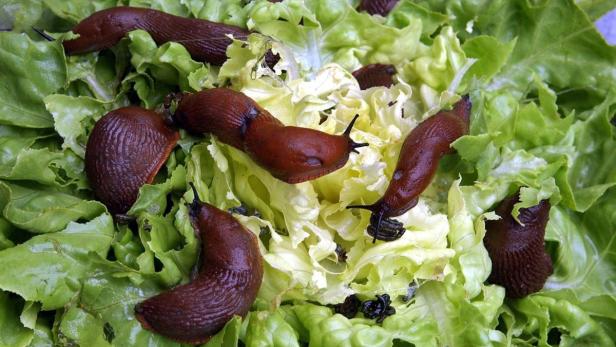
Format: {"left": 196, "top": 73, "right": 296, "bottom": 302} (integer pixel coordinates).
{"left": 541, "top": 191, "right": 616, "bottom": 341}
{"left": 55, "top": 259, "right": 182, "bottom": 346}
{"left": 504, "top": 295, "right": 613, "bottom": 346}
{"left": 0, "top": 32, "right": 66, "bottom": 128}
{"left": 0, "top": 182, "right": 105, "bottom": 233}
{"left": 0, "top": 214, "right": 113, "bottom": 310}
{"left": 414, "top": 0, "right": 616, "bottom": 100}
{"left": 0, "top": 291, "right": 34, "bottom": 347}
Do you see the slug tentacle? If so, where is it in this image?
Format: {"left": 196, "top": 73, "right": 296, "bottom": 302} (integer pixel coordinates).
{"left": 135, "top": 185, "right": 263, "bottom": 344}
{"left": 85, "top": 107, "right": 179, "bottom": 216}
{"left": 174, "top": 88, "right": 367, "bottom": 184}
{"left": 343, "top": 114, "right": 370, "bottom": 153}
{"left": 32, "top": 27, "right": 54, "bottom": 41}
{"left": 348, "top": 96, "right": 471, "bottom": 241}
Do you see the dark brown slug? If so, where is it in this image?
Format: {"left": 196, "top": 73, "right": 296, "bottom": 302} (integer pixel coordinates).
{"left": 135, "top": 185, "right": 263, "bottom": 344}
{"left": 484, "top": 193, "right": 553, "bottom": 298}
{"left": 349, "top": 96, "right": 471, "bottom": 242}
{"left": 63, "top": 6, "right": 250, "bottom": 65}
{"left": 357, "top": 0, "right": 400, "bottom": 16}
{"left": 85, "top": 107, "right": 179, "bottom": 216}
{"left": 352, "top": 64, "right": 397, "bottom": 90}
{"left": 173, "top": 88, "right": 368, "bottom": 183}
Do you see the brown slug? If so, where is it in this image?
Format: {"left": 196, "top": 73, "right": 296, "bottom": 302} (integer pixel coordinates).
{"left": 484, "top": 193, "right": 553, "bottom": 298}
{"left": 62, "top": 6, "right": 250, "bottom": 66}
{"left": 173, "top": 88, "right": 368, "bottom": 183}
{"left": 348, "top": 96, "right": 471, "bottom": 242}
{"left": 357, "top": 0, "right": 400, "bottom": 16}
{"left": 85, "top": 107, "right": 179, "bottom": 216}
{"left": 134, "top": 184, "right": 263, "bottom": 344}
{"left": 352, "top": 64, "right": 397, "bottom": 90}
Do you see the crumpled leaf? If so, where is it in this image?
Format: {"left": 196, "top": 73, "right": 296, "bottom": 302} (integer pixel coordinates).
{"left": 0, "top": 32, "right": 66, "bottom": 128}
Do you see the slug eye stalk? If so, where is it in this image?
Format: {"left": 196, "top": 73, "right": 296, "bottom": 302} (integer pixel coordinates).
{"left": 343, "top": 114, "right": 369, "bottom": 154}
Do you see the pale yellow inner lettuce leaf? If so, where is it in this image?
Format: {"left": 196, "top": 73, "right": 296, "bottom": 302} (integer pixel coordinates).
{"left": 186, "top": 28, "right": 483, "bottom": 306}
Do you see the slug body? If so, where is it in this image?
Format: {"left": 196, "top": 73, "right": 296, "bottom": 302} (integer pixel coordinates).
{"left": 85, "top": 107, "right": 179, "bottom": 216}
{"left": 357, "top": 0, "right": 400, "bottom": 16}
{"left": 135, "top": 192, "right": 264, "bottom": 344}
{"left": 174, "top": 88, "right": 367, "bottom": 183}
{"left": 484, "top": 194, "right": 553, "bottom": 298}
{"left": 349, "top": 96, "right": 471, "bottom": 241}
{"left": 63, "top": 7, "right": 249, "bottom": 65}
{"left": 352, "top": 64, "right": 397, "bottom": 90}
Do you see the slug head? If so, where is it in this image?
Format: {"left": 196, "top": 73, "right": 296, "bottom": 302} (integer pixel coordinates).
{"left": 244, "top": 114, "right": 367, "bottom": 183}
{"left": 484, "top": 193, "right": 553, "bottom": 298}
{"left": 352, "top": 64, "right": 397, "bottom": 90}
{"left": 85, "top": 107, "right": 179, "bottom": 216}
{"left": 63, "top": 7, "right": 149, "bottom": 54}
{"left": 451, "top": 94, "right": 471, "bottom": 129}
{"left": 135, "top": 184, "right": 263, "bottom": 344}
{"left": 346, "top": 201, "right": 407, "bottom": 243}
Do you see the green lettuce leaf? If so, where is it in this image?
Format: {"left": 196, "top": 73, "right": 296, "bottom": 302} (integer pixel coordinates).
{"left": 204, "top": 316, "right": 242, "bottom": 347}
{"left": 0, "top": 0, "right": 55, "bottom": 33}
{"left": 575, "top": 0, "right": 616, "bottom": 20}
{"left": 0, "top": 126, "right": 51, "bottom": 178}
{"left": 504, "top": 295, "right": 614, "bottom": 346}
{"left": 127, "top": 30, "right": 215, "bottom": 99}
{"left": 41, "top": 0, "right": 116, "bottom": 23}
{"left": 414, "top": 0, "right": 616, "bottom": 100}
{"left": 0, "top": 291, "right": 34, "bottom": 347}
{"left": 386, "top": 0, "right": 449, "bottom": 38}
{"left": 0, "top": 182, "right": 105, "bottom": 233}
{"left": 29, "top": 322, "right": 54, "bottom": 347}
{"left": 247, "top": 278, "right": 503, "bottom": 347}
{"left": 554, "top": 92, "right": 616, "bottom": 211}
{"left": 0, "top": 32, "right": 66, "bottom": 128}
{"left": 44, "top": 94, "right": 111, "bottom": 158}
{"left": 246, "top": 0, "right": 428, "bottom": 72}
{"left": 243, "top": 310, "right": 300, "bottom": 347}
{"left": 0, "top": 214, "right": 113, "bottom": 309}
{"left": 55, "top": 259, "right": 181, "bottom": 347}
{"left": 541, "top": 191, "right": 616, "bottom": 341}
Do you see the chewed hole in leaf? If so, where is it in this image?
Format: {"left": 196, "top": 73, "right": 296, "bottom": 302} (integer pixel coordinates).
{"left": 153, "top": 257, "right": 164, "bottom": 272}
{"left": 547, "top": 328, "right": 562, "bottom": 345}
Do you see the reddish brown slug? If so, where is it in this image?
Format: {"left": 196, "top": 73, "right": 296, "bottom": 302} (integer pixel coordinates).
{"left": 134, "top": 184, "right": 263, "bottom": 344}
{"left": 173, "top": 88, "right": 368, "bottom": 183}
{"left": 352, "top": 64, "right": 397, "bottom": 90}
{"left": 62, "top": 7, "right": 250, "bottom": 65}
{"left": 349, "top": 96, "right": 471, "bottom": 242}
{"left": 357, "top": 0, "right": 400, "bottom": 16}
{"left": 484, "top": 193, "right": 553, "bottom": 298}
{"left": 85, "top": 107, "right": 179, "bottom": 216}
